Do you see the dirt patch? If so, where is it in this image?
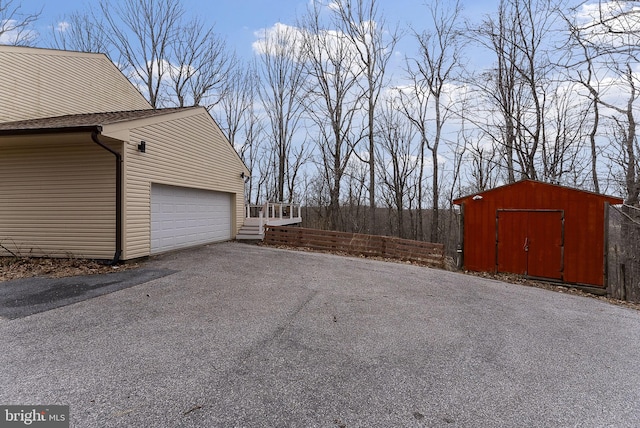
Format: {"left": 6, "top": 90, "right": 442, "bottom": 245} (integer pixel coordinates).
{"left": 0, "top": 257, "right": 139, "bottom": 282}
{"left": 463, "top": 271, "right": 640, "bottom": 311}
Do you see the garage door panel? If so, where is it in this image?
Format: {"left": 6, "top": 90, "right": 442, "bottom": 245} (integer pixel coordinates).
{"left": 151, "top": 184, "right": 231, "bottom": 254}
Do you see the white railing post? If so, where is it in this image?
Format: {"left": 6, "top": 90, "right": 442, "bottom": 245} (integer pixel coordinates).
{"left": 259, "top": 209, "right": 264, "bottom": 235}
{"left": 255, "top": 200, "right": 302, "bottom": 227}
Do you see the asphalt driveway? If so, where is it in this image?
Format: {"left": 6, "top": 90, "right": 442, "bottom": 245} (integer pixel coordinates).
{"left": 1, "top": 242, "right": 639, "bottom": 427}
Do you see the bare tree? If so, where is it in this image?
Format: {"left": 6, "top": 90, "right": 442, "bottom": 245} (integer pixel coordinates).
{"left": 470, "top": 0, "right": 562, "bottom": 183}
{"left": 541, "top": 80, "right": 591, "bottom": 186}
{"left": 98, "top": 0, "right": 183, "bottom": 108}
{"left": 465, "top": 134, "right": 500, "bottom": 193}
{"left": 49, "top": 10, "right": 109, "bottom": 53}
{"left": 301, "top": 170, "right": 332, "bottom": 230}
{"left": 510, "top": 0, "right": 558, "bottom": 180}
{"left": 215, "top": 61, "right": 263, "bottom": 203}
{"left": 401, "top": 0, "right": 463, "bottom": 242}
{"left": 442, "top": 122, "right": 467, "bottom": 248}
{"left": 604, "top": 65, "right": 640, "bottom": 301}
{"left": 255, "top": 23, "right": 307, "bottom": 203}
{"left": 396, "top": 79, "right": 429, "bottom": 240}
{"left": 375, "top": 96, "right": 418, "bottom": 238}
{"left": 568, "top": 2, "right": 640, "bottom": 202}
{"left": 564, "top": 1, "right": 640, "bottom": 302}
{"left": 216, "top": 62, "right": 255, "bottom": 146}
{"left": 255, "top": 143, "right": 279, "bottom": 203}
{"left": 0, "top": 0, "right": 40, "bottom": 46}
{"left": 574, "top": 0, "right": 640, "bottom": 57}
{"left": 332, "top": 0, "right": 400, "bottom": 234}
{"left": 563, "top": 16, "right": 603, "bottom": 192}
{"left": 298, "top": 1, "right": 365, "bottom": 230}
{"left": 168, "top": 18, "right": 235, "bottom": 108}
{"left": 605, "top": 64, "right": 640, "bottom": 205}
{"left": 49, "top": 0, "right": 233, "bottom": 110}
{"left": 471, "top": 1, "right": 519, "bottom": 183}
{"left": 342, "top": 159, "right": 368, "bottom": 233}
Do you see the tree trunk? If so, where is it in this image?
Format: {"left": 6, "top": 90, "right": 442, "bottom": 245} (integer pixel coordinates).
{"left": 590, "top": 99, "right": 600, "bottom": 193}
{"left": 431, "top": 150, "right": 439, "bottom": 243}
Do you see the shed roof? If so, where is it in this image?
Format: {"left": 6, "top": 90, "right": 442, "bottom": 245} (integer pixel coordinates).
{"left": 453, "top": 179, "right": 623, "bottom": 206}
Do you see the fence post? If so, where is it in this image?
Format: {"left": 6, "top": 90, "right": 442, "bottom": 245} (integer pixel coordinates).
{"left": 604, "top": 202, "right": 610, "bottom": 294}
{"left": 457, "top": 204, "right": 464, "bottom": 270}
{"left": 259, "top": 210, "right": 264, "bottom": 236}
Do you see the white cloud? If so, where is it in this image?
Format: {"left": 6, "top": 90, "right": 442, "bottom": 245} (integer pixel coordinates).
{"left": 56, "top": 21, "right": 70, "bottom": 33}
{"left": 252, "top": 22, "right": 305, "bottom": 57}
{"left": 0, "top": 19, "right": 37, "bottom": 45}
{"left": 306, "top": 0, "right": 339, "bottom": 12}
{"left": 575, "top": 1, "right": 640, "bottom": 47}
{"left": 327, "top": 1, "right": 340, "bottom": 11}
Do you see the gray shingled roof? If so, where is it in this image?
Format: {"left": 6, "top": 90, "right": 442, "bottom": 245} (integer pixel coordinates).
{"left": 0, "top": 107, "right": 198, "bottom": 131}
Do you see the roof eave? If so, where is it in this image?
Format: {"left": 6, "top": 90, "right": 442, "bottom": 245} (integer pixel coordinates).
{"left": 0, "top": 125, "right": 102, "bottom": 136}
{"left": 453, "top": 179, "right": 624, "bottom": 205}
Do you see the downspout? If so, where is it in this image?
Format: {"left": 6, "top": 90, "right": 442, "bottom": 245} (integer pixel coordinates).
{"left": 91, "top": 129, "right": 122, "bottom": 264}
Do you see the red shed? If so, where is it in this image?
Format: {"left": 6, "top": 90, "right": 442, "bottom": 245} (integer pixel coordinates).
{"left": 453, "top": 180, "right": 623, "bottom": 287}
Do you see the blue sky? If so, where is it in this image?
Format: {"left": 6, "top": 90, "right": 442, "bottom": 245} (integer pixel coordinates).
{"left": 20, "top": 0, "right": 496, "bottom": 59}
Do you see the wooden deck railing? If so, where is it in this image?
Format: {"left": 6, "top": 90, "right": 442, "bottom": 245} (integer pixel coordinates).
{"left": 264, "top": 226, "right": 444, "bottom": 267}
{"left": 245, "top": 202, "right": 301, "bottom": 221}
{"left": 241, "top": 202, "right": 302, "bottom": 237}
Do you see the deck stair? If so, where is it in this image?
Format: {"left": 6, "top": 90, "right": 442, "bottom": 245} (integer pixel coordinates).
{"left": 236, "top": 201, "right": 302, "bottom": 240}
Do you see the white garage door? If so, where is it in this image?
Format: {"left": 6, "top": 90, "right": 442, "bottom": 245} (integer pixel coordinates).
{"left": 151, "top": 184, "right": 232, "bottom": 254}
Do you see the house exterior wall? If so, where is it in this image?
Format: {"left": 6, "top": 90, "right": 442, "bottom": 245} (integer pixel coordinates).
{"left": 0, "top": 46, "right": 151, "bottom": 123}
{"left": 0, "top": 135, "right": 118, "bottom": 259}
{"left": 117, "top": 108, "right": 248, "bottom": 260}
{"left": 454, "top": 180, "right": 622, "bottom": 287}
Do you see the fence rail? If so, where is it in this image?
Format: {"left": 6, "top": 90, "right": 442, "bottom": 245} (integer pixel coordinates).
{"left": 264, "top": 226, "right": 444, "bottom": 267}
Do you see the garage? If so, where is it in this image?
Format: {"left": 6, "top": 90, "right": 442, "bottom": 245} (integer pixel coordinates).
{"left": 0, "top": 46, "right": 250, "bottom": 261}
{"left": 150, "top": 184, "right": 232, "bottom": 254}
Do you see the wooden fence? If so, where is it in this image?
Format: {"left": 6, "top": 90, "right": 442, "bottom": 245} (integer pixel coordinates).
{"left": 264, "top": 226, "right": 444, "bottom": 268}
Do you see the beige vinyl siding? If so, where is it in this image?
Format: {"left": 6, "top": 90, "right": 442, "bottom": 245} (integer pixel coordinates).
{"left": 0, "top": 46, "right": 151, "bottom": 123}
{"left": 0, "top": 136, "right": 117, "bottom": 259}
{"left": 120, "top": 109, "right": 247, "bottom": 259}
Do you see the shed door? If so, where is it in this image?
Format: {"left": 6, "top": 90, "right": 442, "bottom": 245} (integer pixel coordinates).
{"left": 151, "top": 184, "right": 232, "bottom": 255}
{"left": 496, "top": 210, "right": 564, "bottom": 280}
